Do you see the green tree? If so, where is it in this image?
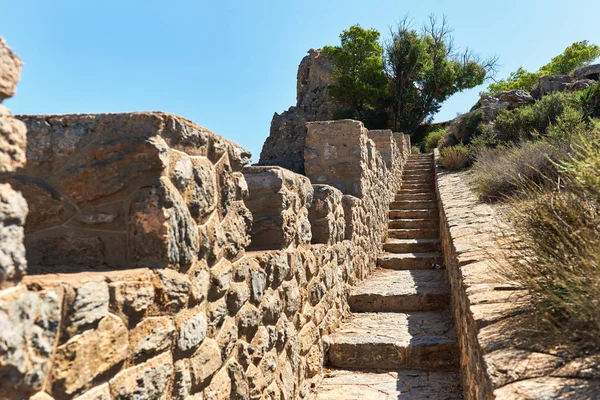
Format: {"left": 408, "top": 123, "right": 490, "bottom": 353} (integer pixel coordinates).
{"left": 488, "top": 41, "right": 600, "bottom": 94}
{"left": 323, "top": 25, "right": 390, "bottom": 128}
{"left": 385, "top": 15, "right": 497, "bottom": 134}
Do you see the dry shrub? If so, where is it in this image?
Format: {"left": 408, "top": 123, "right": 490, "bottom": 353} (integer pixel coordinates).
{"left": 471, "top": 141, "right": 561, "bottom": 201}
{"left": 505, "top": 137, "right": 600, "bottom": 352}
{"left": 438, "top": 144, "right": 470, "bottom": 170}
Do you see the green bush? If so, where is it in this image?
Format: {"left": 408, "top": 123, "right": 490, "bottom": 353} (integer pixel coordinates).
{"left": 494, "top": 92, "right": 571, "bottom": 143}
{"left": 423, "top": 128, "right": 446, "bottom": 153}
{"left": 504, "top": 136, "right": 600, "bottom": 351}
{"left": 576, "top": 81, "right": 600, "bottom": 118}
{"left": 411, "top": 145, "right": 422, "bottom": 154}
{"left": 439, "top": 144, "right": 470, "bottom": 170}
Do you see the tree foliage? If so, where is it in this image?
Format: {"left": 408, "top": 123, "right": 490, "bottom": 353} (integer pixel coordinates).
{"left": 488, "top": 41, "right": 600, "bottom": 94}
{"left": 322, "top": 25, "right": 390, "bottom": 128}
{"left": 385, "top": 15, "right": 497, "bottom": 134}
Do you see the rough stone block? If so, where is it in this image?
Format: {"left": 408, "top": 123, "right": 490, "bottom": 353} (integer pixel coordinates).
{"left": 243, "top": 166, "right": 313, "bottom": 249}
{"left": 308, "top": 184, "right": 345, "bottom": 244}
{"left": 0, "top": 38, "right": 23, "bottom": 102}
{"left": 0, "top": 285, "right": 62, "bottom": 395}
{"left": 305, "top": 120, "right": 370, "bottom": 197}
{"left": 0, "top": 184, "right": 28, "bottom": 288}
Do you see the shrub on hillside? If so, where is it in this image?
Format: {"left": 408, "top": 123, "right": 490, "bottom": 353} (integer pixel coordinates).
{"left": 411, "top": 145, "right": 422, "bottom": 154}
{"left": 505, "top": 136, "right": 600, "bottom": 351}
{"left": 438, "top": 144, "right": 470, "bottom": 170}
{"left": 471, "top": 141, "right": 561, "bottom": 201}
{"left": 494, "top": 92, "right": 571, "bottom": 143}
{"left": 577, "top": 81, "right": 600, "bottom": 119}
{"left": 423, "top": 128, "right": 446, "bottom": 153}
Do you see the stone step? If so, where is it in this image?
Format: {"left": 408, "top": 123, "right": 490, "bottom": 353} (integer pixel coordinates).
{"left": 349, "top": 269, "right": 450, "bottom": 312}
{"left": 390, "top": 200, "right": 437, "bottom": 210}
{"left": 398, "top": 189, "right": 435, "bottom": 196}
{"left": 384, "top": 238, "right": 440, "bottom": 252}
{"left": 328, "top": 312, "right": 459, "bottom": 370}
{"left": 388, "top": 228, "right": 439, "bottom": 239}
{"left": 402, "top": 183, "right": 435, "bottom": 190}
{"left": 405, "top": 163, "right": 433, "bottom": 168}
{"left": 390, "top": 209, "right": 438, "bottom": 219}
{"left": 388, "top": 218, "right": 438, "bottom": 229}
{"left": 314, "top": 369, "right": 463, "bottom": 400}
{"left": 378, "top": 252, "right": 443, "bottom": 269}
{"left": 403, "top": 172, "right": 434, "bottom": 178}
{"left": 403, "top": 179, "right": 435, "bottom": 185}
{"left": 395, "top": 192, "right": 436, "bottom": 201}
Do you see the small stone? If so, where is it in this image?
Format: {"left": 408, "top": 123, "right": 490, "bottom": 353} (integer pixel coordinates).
{"left": 177, "top": 311, "right": 208, "bottom": 352}
{"left": 155, "top": 269, "right": 190, "bottom": 311}
{"left": 73, "top": 383, "right": 111, "bottom": 400}
{"left": 202, "top": 367, "right": 231, "bottom": 400}
{"left": 267, "top": 252, "right": 290, "bottom": 288}
{"left": 174, "top": 360, "right": 192, "bottom": 400}
{"left": 237, "top": 304, "right": 262, "bottom": 339}
{"left": 109, "top": 352, "right": 173, "bottom": 400}
{"left": 282, "top": 281, "right": 300, "bottom": 316}
{"left": 129, "top": 317, "right": 175, "bottom": 362}
{"left": 226, "top": 282, "right": 249, "bottom": 314}
{"left": 189, "top": 338, "right": 222, "bottom": 388}
{"left": 261, "top": 292, "right": 282, "bottom": 325}
{"left": 209, "top": 259, "right": 232, "bottom": 299}
{"left": 250, "top": 270, "right": 266, "bottom": 303}
{"left": 52, "top": 314, "right": 129, "bottom": 397}
{"left": 69, "top": 282, "right": 109, "bottom": 334}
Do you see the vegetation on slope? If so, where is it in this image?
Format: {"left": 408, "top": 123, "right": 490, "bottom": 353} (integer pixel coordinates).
{"left": 487, "top": 41, "right": 600, "bottom": 94}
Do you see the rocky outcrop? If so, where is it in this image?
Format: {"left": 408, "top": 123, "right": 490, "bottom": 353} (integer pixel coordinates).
{"left": 572, "top": 63, "right": 600, "bottom": 81}
{"left": 258, "top": 49, "right": 344, "bottom": 173}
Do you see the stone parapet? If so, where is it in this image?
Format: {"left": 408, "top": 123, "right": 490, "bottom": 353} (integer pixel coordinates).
{"left": 12, "top": 112, "right": 251, "bottom": 273}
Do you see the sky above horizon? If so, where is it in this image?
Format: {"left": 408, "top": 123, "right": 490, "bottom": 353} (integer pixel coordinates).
{"left": 2, "top": 0, "right": 600, "bottom": 160}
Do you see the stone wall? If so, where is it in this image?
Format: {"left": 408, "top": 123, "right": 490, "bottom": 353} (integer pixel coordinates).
{"left": 434, "top": 150, "right": 600, "bottom": 399}
{"left": 1, "top": 84, "right": 410, "bottom": 400}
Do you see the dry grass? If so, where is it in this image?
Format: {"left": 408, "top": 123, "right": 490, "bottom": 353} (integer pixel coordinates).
{"left": 471, "top": 141, "right": 562, "bottom": 201}
{"left": 502, "top": 138, "right": 600, "bottom": 352}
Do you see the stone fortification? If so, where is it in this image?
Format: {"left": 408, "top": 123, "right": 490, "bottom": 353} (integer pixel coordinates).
{"left": 258, "top": 49, "right": 344, "bottom": 174}
{"left": 0, "top": 52, "right": 411, "bottom": 400}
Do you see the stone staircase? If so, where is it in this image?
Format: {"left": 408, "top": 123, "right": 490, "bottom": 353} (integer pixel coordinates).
{"left": 314, "top": 153, "right": 463, "bottom": 399}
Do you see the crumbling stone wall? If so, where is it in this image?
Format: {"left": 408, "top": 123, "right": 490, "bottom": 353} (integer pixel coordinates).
{"left": 258, "top": 49, "right": 344, "bottom": 174}
{"left": 1, "top": 80, "right": 410, "bottom": 400}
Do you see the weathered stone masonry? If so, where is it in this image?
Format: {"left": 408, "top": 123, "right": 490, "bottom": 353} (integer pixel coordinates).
{"left": 0, "top": 38, "right": 411, "bottom": 400}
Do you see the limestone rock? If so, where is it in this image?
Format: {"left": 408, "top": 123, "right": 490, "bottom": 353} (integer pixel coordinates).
{"left": 73, "top": 384, "right": 111, "bottom": 400}
{"left": 0, "top": 38, "right": 23, "bottom": 101}
{"left": 0, "top": 105, "right": 27, "bottom": 173}
{"left": 51, "top": 314, "right": 129, "bottom": 397}
{"left": 129, "top": 317, "right": 175, "bottom": 362}
{"left": 0, "top": 184, "right": 28, "bottom": 287}
{"left": 189, "top": 338, "right": 222, "bottom": 388}
{"left": 109, "top": 352, "right": 173, "bottom": 400}
{"left": 68, "top": 281, "right": 109, "bottom": 335}
{"left": 572, "top": 63, "right": 600, "bottom": 80}
{"left": 0, "top": 285, "right": 62, "bottom": 394}
{"left": 177, "top": 311, "right": 208, "bottom": 352}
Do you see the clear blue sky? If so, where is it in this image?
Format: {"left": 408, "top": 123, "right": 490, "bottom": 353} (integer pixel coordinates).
{"left": 2, "top": 0, "right": 599, "bottom": 160}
